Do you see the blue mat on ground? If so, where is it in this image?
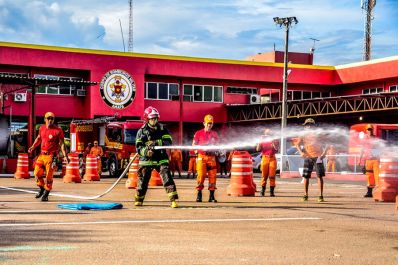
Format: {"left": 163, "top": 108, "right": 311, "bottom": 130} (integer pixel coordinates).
{"left": 57, "top": 202, "right": 123, "bottom": 210}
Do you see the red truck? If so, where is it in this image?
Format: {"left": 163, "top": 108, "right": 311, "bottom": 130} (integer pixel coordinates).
{"left": 70, "top": 119, "right": 143, "bottom": 177}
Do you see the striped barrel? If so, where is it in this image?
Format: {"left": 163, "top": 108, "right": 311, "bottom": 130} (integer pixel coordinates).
{"left": 227, "top": 151, "right": 256, "bottom": 196}
{"left": 126, "top": 153, "right": 139, "bottom": 189}
{"left": 63, "top": 153, "right": 82, "bottom": 183}
{"left": 374, "top": 157, "right": 398, "bottom": 202}
{"left": 83, "top": 155, "right": 100, "bottom": 181}
{"left": 14, "top": 153, "right": 30, "bottom": 179}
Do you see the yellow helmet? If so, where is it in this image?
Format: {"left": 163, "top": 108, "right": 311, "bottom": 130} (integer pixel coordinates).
{"left": 303, "top": 118, "right": 315, "bottom": 126}
{"left": 365, "top": 124, "right": 374, "bottom": 131}
{"left": 44, "top": 112, "right": 55, "bottom": 119}
{"left": 204, "top": 114, "right": 214, "bottom": 124}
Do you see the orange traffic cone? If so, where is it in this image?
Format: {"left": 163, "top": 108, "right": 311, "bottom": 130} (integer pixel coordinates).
{"left": 149, "top": 169, "right": 163, "bottom": 186}
{"left": 227, "top": 151, "right": 256, "bottom": 196}
{"left": 14, "top": 153, "right": 30, "bottom": 179}
{"left": 63, "top": 153, "right": 82, "bottom": 183}
{"left": 374, "top": 157, "right": 398, "bottom": 202}
{"left": 126, "top": 153, "right": 139, "bottom": 189}
{"left": 83, "top": 155, "right": 100, "bottom": 181}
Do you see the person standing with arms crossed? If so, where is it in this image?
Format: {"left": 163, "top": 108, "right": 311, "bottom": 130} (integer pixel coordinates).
{"left": 192, "top": 114, "right": 220, "bottom": 202}
{"left": 90, "top": 140, "right": 104, "bottom": 176}
{"left": 295, "top": 118, "right": 329, "bottom": 202}
{"left": 256, "top": 129, "right": 279, "bottom": 197}
{"left": 28, "top": 112, "right": 69, "bottom": 201}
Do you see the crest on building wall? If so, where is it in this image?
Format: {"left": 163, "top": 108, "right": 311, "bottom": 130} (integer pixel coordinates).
{"left": 100, "top": 69, "right": 135, "bottom": 109}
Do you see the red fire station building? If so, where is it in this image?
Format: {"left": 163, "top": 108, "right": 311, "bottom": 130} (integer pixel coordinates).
{"left": 1, "top": 41, "right": 398, "bottom": 150}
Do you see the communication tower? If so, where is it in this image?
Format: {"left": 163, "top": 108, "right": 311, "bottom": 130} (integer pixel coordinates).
{"left": 361, "top": 0, "right": 376, "bottom": 61}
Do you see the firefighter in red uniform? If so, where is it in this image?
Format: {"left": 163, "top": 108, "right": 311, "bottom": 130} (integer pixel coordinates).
{"left": 193, "top": 114, "right": 220, "bottom": 202}
{"left": 256, "top": 128, "right": 278, "bottom": 197}
{"left": 28, "top": 112, "right": 68, "bottom": 201}
{"left": 360, "top": 124, "right": 380, "bottom": 198}
{"left": 90, "top": 140, "right": 104, "bottom": 175}
{"left": 134, "top": 107, "right": 179, "bottom": 208}
{"left": 187, "top": 150, "right": 197, "bottom": 179}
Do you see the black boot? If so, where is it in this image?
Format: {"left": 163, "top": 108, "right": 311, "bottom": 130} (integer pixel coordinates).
{"left": 35, "top": 187, "right": 45, "bottom": 199}
{"left": 270, "top": 186, "right": 275, "bottom": 197}
{"left": 208, "top": 190, "right": 217, "bottom": 203}
{"left": 196, "top": 190, "right": 202, "bottom": 202}
{"left": 364, "top": 187, "right": 373, "bottom": 198}
{"left": 41, "top": 190, "right": 50, "bottom": 202}
{"left": 260, "top": 186, "right": 266, "bottom": 197}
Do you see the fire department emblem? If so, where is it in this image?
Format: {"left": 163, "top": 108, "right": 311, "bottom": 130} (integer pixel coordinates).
{"left": 100, "top": 69, "right": 135, "bottom": 109}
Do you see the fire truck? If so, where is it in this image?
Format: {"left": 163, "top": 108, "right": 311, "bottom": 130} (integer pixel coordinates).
{"left": 348, "top": 123, "right": 398, "bottom": 167}
{"left": 70, "top": 118, "right": 143, "bottom": 177}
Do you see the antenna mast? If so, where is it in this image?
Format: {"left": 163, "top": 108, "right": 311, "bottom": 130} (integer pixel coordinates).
{"left": 361, "top": 0, "right": 376, "bottom": 61}
{"left": 128, "top": 0, "right": 134, "bottom": 52}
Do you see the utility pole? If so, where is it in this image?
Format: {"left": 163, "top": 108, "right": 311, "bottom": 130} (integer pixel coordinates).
{"left": 273, "top": 16, "right": 298, "bottom": 159}
{"left": 128, "top": 0, "right": 134, "bottom": 52}
{"left": 361, "top": 0, "right": 376, "bottom": 61}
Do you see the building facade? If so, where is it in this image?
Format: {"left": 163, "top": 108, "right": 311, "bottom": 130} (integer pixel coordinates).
{"left": 1, "top": 41, "right": 398, "bottom": 147}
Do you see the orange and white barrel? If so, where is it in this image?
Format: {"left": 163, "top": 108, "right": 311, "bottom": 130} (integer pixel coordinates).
{"left": 227, "top": 151, "right": 256, "bottom": 196}
{"left": 14, "top": 153, "right": 30, "bottom": 179}
{"left": 83, "top": 155, "right": 100, "bottom": 181}
{"left": 126, "top": 153, "right": 139, "bottom": 189}
{"left": 373, "top": 157, "right": 398, "bottom": 202}
{"left": 63, "top": 153, "right": 82, "bottom": 183}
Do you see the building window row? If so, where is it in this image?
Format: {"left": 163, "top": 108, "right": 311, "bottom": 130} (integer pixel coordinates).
{"left": 389, "top": 85, "right": 398, "bottom": 92}
{"left": 184, "top": 84, "right": 223, "bottom": 103}
{"left": 226, "top": 86, "right": 258, "bottom": 95}
{"left": 287, "top": 90, "right": 331, "bottom": 101}
{"left": 34, "top": 74, "right": 84, "bottom": 95}
{"left": 362, "top": 87, "right": 383, "bottom": 95}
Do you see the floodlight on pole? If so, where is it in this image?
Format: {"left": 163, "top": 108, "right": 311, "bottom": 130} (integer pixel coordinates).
{"left": 273, "top": 16, "right": 298, "bottom": 161}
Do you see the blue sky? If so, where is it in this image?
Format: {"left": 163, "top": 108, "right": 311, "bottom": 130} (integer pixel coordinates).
{"left": 0, "top": 0, "right": 397, "bottom": 65}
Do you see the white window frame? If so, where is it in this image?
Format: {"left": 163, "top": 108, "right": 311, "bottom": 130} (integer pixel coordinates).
{"left": 183, "top": 84, "right": 223, "bottom": 103}
{"left": 389, "top": 85, "right": 398, "bottom": 92}
{"left": 34, "top": 74, "right": 82, "bottom": 95}
{"left": 362, "top": 87, "right": 383, "bottom": 95}
{"left": 144, "top": 82, "right": 179, "bottom": 100}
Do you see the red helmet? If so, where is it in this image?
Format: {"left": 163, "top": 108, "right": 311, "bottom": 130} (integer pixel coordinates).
{"left": 143, "top": 106, "right": 160, "bottom": 121}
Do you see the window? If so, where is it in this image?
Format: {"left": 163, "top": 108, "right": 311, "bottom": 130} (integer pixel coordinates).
{"left": 184, "top": 84, "right": 223, "bottom": 103}
{"left": 144, "top": 82, "right": 179, "bottom": 100}
{"left": 389, "top": 85, "right": 398, "bottom": 92}
{"left": 226, "top": 86, "right": 258, "bottom": 95}
{"left": 362, "top": 87, "right": 383, "bottom": 94}
{"left": 34, "top": 74, "right": 83, "bottom": 95}
{"left": 107, "top": 127, "right": 122, "bottom": 142}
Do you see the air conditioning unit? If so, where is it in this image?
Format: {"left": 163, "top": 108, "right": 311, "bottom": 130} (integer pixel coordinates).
{"left": 14, "top": 93, "right": 27, "bottom": 102}
{"left": 249, "top": 94, "right": 261, "bottom": 104}
{"left": 76, "top": 89, "right": 86, "bottom": 97}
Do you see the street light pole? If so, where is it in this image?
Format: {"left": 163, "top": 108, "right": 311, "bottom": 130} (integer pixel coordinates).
{"left": 273, "top": 16, "right": 298, "bottom": 158}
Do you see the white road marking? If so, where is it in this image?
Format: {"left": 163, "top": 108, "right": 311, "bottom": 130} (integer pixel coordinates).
{"left": 0, "top": 217, "right": 321, "bottom": 227}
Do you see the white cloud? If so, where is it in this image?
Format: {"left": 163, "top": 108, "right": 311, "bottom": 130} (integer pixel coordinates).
{"left": 0, "top": 0, "right": 397, "bottom": 65}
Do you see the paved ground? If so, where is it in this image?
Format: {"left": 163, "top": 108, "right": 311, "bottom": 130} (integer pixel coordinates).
{"left": 0, "top": 175, "right": 397, "bottom": 265}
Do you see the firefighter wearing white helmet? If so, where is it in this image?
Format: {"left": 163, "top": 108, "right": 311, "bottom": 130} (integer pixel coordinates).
{"left": 134, "top": 106, "right": 179, "bottom": 208}
{"left": 28, "top": 112, "right": 69, "bottom": 202}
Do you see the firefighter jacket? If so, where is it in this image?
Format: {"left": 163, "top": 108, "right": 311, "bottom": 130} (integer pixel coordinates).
{"left": 136, "top": 123, "right": 172, "bottom": 166}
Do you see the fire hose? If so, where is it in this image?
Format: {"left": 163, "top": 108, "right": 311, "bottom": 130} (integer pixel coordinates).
{"left": 0, "top": 153, "right": 138, "bottom": 200}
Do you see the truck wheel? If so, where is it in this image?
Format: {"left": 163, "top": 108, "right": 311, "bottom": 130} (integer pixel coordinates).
{"left": 109, "top": 158, "right": 119, "bottom": 178}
